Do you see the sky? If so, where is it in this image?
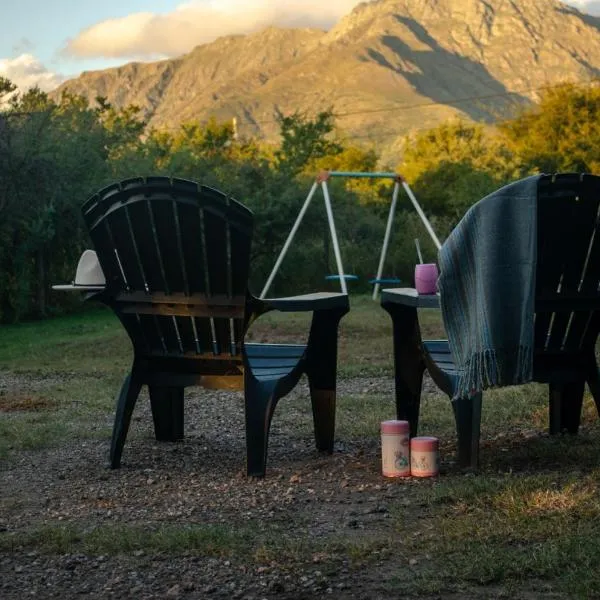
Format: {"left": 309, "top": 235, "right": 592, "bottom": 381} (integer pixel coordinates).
{"left": 1, "top": 0, "right": 599, "bottom": 92}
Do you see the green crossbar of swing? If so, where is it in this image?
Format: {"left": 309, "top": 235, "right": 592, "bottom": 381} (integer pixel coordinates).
{"left": 326, "top": 171, "right": 398, "bottom": 179}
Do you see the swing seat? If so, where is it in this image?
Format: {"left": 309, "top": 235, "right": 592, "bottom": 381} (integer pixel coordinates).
{"left": 369, "top": 277, "right": 401, "bottom": 286}
{"left": 325, "top": 274, "right": 359, "bottom": 281}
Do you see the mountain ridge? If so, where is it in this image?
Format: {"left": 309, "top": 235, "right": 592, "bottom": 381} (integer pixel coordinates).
{"left": 52, "top": 0, "right": 600, "bottom": 158}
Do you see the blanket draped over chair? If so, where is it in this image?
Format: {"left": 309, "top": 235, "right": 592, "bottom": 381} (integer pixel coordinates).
{"left": 437, "top": 174, "right": 541, "bottom": 399}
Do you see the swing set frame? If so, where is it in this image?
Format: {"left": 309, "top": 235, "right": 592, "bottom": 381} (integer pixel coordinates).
{"left": 260, "top": 170, "right": 442, "bottom": 301}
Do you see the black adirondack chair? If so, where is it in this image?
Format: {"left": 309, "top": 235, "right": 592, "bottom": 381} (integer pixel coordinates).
{"left": 76, "top": 176, "right": 349, "bottom": 476}
{"left": 382, "top": 173, "right": 600, "bottom": 468}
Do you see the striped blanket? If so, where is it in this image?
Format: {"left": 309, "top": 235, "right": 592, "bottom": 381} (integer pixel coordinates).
{"left": 437, "top": 174, "right": 541, "bottom": 399}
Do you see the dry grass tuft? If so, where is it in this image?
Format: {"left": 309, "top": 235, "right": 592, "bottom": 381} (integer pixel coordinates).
{"left": 0, "top": 392, "right": 57, "bottom": 412}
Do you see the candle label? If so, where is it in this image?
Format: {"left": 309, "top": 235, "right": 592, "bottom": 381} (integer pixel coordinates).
{"left": 381, "top": 433, "right": 410, "bottom": 477}
{"left": 411, "top": 450, "right": 439, "bottom": 477}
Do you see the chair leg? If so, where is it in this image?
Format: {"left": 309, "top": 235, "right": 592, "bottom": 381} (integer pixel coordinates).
{"left": 548, "top": 381, "right": 585, "bottom": 434}
{"left": 587, "top": 353, "right": 600, "bottom": 416}
{"left": 306, "top": 308, "right": 346, "bottom": 453}
{"left": 381, "top": 301, "right": 426, "bottom": 437}
{"left": 110, "top": 371, "right": 143, "bottom": 469}
{"left": 587, "top": 369, "right": 600, "bottom": 416}
{"left": 451, "top": 393, "right": 482, "bottom": 469}
{"left": 149, "top": 386, "right": 185, "bottom": 441}
{"left": 244, "top": 377, "right": 278, "bottom": 477}
{"left": 309, "top": 389, "right": 336, "bottom": 453}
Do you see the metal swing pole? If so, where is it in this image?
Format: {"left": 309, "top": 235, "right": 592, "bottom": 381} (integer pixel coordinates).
{"left": 372, "top": 179, "right": 401, "bottom": 300}
{"left": 321, "top": 180, "right": 348, "bottom": 295}
{"left": 401, "top": 180, "right": 442, "bottom": 251}
{"left": 260, "top": 180, "right": 319, "bottom": 299}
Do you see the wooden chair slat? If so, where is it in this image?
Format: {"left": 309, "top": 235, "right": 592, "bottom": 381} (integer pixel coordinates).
{"left": 149, "top": 197, "right": 185, "bottom": 293}
{"left": 88, "top": 220, "right": 126, "bottom": 289}
{"left": 175, "top": 316, "right": 199, "bottom": 354}
{"left": 244, "top": 344, "right": 306, "bottom": 358}
{"left": 177, "top": 202, "right": 207, "bottom": 295}
{"left": 193, "top": 317, "right": 213, "bottom": 355}
{"left": 124, "top": 198, "right": 167, "bottom": 293}
{"left": 203, "top": 208, "right": 229, "bottom": 297}
{"left": 156, "top": 315, "right": 183, "bottom": 354}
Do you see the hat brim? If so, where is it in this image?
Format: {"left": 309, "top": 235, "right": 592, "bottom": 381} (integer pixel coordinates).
{"left": 52, "top": 284, "right": 106, "bottom": 291}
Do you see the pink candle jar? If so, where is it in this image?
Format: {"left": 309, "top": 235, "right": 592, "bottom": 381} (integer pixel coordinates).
{"left": 414, "top": 263, "right": 438, "bottom": 295}
{"left": 381, "top": 420, "right": 411, "bottom": 477}
{"left": 410, "top": 436, "right": 439, "bottom": 477}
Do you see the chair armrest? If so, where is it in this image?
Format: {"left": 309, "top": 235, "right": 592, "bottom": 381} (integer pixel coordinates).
{"left": 52, "top": 284, "right": 106, "bottom": 292}
{"left": 254, "top": 292, "right": 349, "bottom": 313}
{"left": 51, "top": 284, "right": 107, "bottom": 302}
{"left": 380, "top": 287, "right": 440, "bottom": 309}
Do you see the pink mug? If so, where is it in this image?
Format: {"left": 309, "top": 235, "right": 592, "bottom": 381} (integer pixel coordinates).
{"left": 414, "top": 263, "right": 438, "bottom": 295}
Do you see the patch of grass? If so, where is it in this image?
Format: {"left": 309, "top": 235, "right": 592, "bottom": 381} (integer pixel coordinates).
{"left": 0, "top": 307, "right": 130, "bottom": 375}
{"left": 0, "top": 376, "right": 118, "bottom": 459}
{"left": 0, "top": 414, "right": 72, "bottom": 459}
{"left": 389, "top": 472, "right": 600, "bottom": 596}
{"left": 336, "top": 394, "right": 400, "bottom": 438}
{"left": 0, "top": 521, "right": 393, "bottom": 571}
{"left": 0, "top": 522, "right": 257, "bottom": 557}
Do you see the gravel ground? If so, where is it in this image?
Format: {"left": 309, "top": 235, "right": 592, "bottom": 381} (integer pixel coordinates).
{"left": 1, "top": 372, "right": 452, "bottom": 599}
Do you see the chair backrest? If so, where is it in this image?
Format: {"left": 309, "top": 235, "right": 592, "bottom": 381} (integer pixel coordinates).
{"left": 82, "top": 177, "right": 254, "bottom": 360}
{"left": 535, "top": 173, "right": 600, "bottom": 355}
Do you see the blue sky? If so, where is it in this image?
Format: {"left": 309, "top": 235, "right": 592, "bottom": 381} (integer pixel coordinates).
{"left": 0, "top": 0, "right": 598, "bottom": 92}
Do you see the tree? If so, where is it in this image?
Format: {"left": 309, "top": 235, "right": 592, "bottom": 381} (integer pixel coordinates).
{"left": 0, "top": 82, "right": 149, "bottom": 321}
{"left": 274, "top": 110, "right": 343, "bottom": 176}
{"left": 498, "top": 82, "right": 600, "bottom": 174}
{"left": 399, "top": 121, "right": 513, "bottom": 218}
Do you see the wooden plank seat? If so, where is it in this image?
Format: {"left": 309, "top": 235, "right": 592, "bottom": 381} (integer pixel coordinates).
{"left": 423, "top": 340, "right": 457, "bottom": 374}
{"left": 55, "top": 176, "right": 349, "bottom": 476}
{"left": 245, "top": 343, "right": 306, "bottom": 381}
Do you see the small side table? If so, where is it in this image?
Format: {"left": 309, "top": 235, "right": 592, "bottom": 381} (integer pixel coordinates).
{"left": 380, "top": 288, "right": 440, "bottom": 437}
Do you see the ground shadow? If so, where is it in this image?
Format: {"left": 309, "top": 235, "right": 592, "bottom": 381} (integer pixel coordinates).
{"left": 477, "top": 429, "right": 600, "bottom": 474}
{"left": 363, "top": 15, "right": 530, "bottom": 122}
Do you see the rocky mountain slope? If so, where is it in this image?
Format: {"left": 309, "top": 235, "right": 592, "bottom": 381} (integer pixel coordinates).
{"left": 53, "top": 0, "right": 600, "bottom": 157}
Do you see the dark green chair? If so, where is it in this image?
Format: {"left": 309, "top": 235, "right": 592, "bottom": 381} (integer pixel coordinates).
{"left": 78, "top": 176, "right": 349, "bottom": 476}
{"left": 382, "top": 173, "right": 600, "bottom": 468}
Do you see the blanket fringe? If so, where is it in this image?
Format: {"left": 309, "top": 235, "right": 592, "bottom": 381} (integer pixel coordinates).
{"left": 453, "top": 345, "right": 533, "bottom": 400}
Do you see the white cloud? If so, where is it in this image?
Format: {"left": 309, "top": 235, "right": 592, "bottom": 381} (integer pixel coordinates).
{"left": 566, "top": 0, "right": 600, "bottom": 14}
{"left": 65, "top": 0, "right": 362, "bottom": 59}
{"left": 0, "top": 54, "right": 65, "bottom": 92}
{"left": 60, "top": 0, "right": 600, "bottom": 62}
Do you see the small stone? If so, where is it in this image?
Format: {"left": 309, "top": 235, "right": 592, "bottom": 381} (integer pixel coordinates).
{"left": 166, "top": 583, "right": 181, "bottom": 598}
{"left": 268, "top": 581, "right": 284, "bottom": 593}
